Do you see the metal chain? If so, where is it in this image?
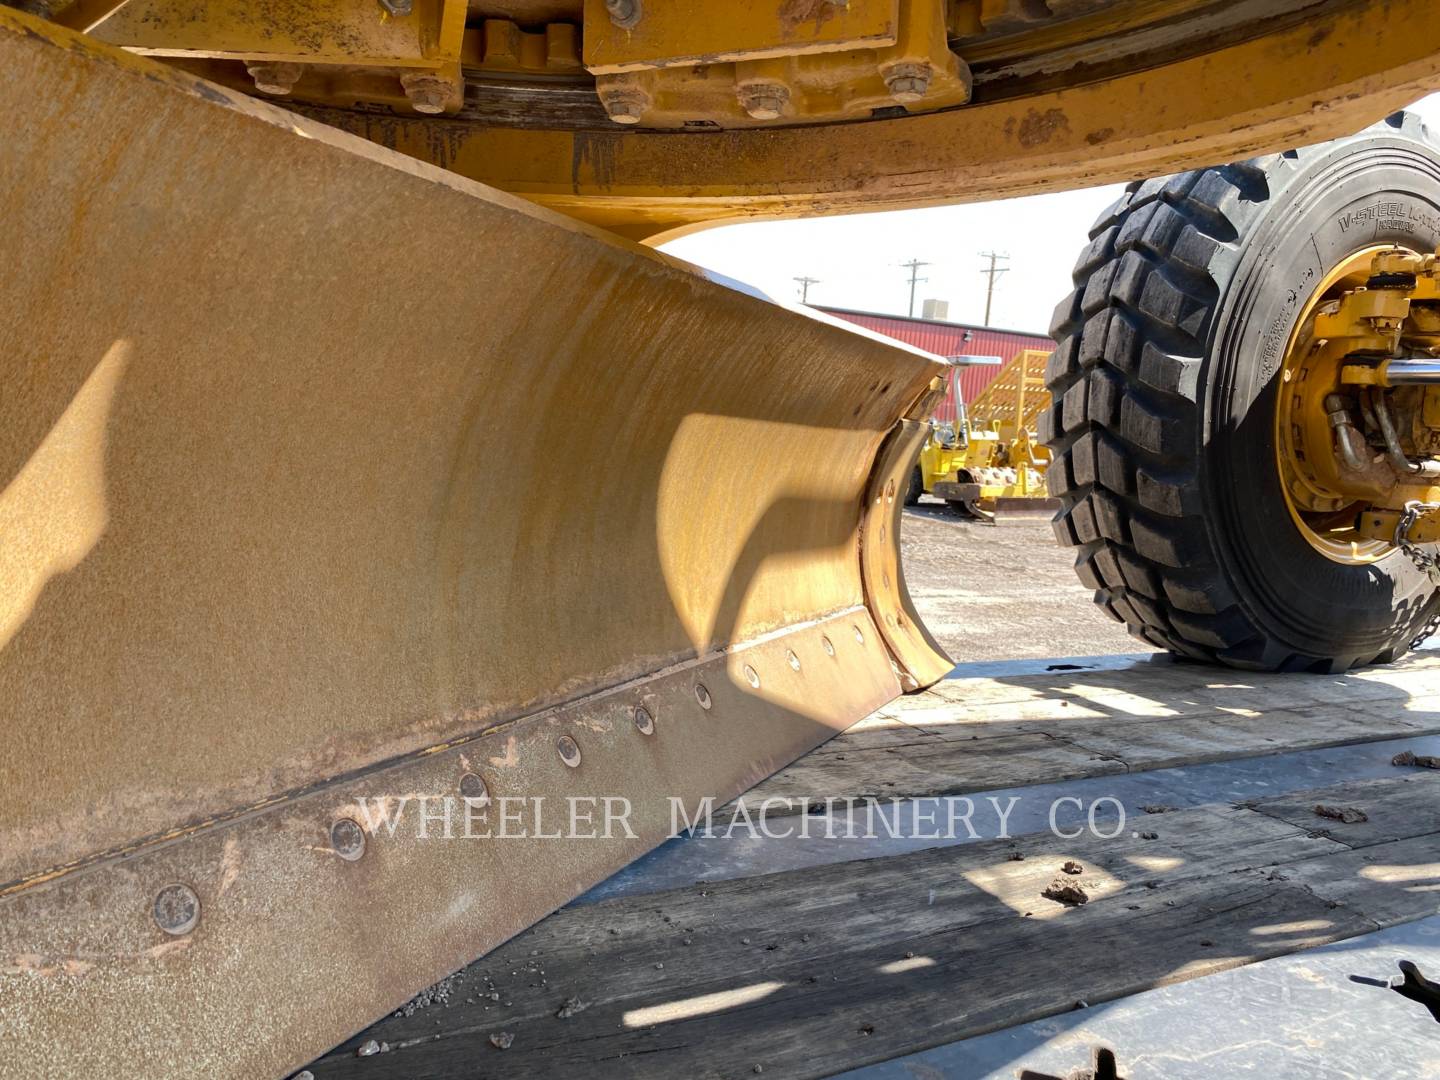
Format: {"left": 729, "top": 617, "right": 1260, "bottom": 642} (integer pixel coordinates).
{"left": 1395, "top": 500, "right": 1440, "bottom": 648}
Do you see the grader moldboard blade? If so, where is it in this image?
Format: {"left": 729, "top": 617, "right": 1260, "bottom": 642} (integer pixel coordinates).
{"left": 0, "top": 12, "right": 950, "bottom": 1078}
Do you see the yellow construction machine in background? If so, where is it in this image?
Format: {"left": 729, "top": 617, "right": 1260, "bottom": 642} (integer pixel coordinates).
{"left": 906, "top": 349, "right": 1058, "bottom": 521}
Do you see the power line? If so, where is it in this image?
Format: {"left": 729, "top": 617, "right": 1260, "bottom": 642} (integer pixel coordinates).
{"left": 978, "top": 251, "right": 1009, "bottom": 326}
{"left": 899, "top": 259, "right": 930, "bottom": 317}
{"left": 793, "top": 275, "right": 821, "bottom": 304}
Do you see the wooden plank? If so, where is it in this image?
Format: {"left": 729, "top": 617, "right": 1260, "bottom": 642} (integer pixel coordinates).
{"left": 1053, "top": 702, "right": 1440, "bottom": 771}
{"left": 1249, "top": 772, "right": 1440, "bottom": 847}
{"left": 733, "top": 656, "right": 1440, "bottom": 817}
{"left": 916, "top": 652, "right": 1440, "bottom": 713}
{"left": 309, "top": 807, "right": 1352, "bottom": 1079}
{"left": 1267, "top": 832, "right": 1440, "bottom": 929}
{"left": 735, "top": 732, "right": 1123, "bottom": 813}
{"left": 740, "top": 702, "right": 1440, "bottom": 818}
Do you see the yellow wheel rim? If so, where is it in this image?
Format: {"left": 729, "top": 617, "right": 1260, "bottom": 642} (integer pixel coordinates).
{"left": 1273, "top": 246, "right": 1401, "bottom": 564}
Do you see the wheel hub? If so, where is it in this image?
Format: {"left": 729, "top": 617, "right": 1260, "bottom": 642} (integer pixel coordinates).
{"left": 1274, "top": 245, "right": 1440, "bottom": 562}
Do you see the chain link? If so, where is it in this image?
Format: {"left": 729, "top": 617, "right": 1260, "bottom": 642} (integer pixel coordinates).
{"left": 1395, "top": 500, "right": 1440, "bottom": 648}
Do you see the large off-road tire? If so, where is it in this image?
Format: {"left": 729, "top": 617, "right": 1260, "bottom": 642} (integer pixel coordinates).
{"left": 1043, "top": 112, "right": 1440, "bottom": 672}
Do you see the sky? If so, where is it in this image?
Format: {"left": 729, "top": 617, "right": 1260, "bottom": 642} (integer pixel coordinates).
{"left": 661, "top": 92, "right": 1440, "bottom": 335}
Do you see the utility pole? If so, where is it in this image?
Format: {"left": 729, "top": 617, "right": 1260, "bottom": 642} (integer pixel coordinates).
{"left": 978, "top": 251, "right": 1009, "bottom": 326}
{"left": 793, "top": 275, "right": 820, "bottom": 304}
{"left": 900, "top": 259, "right": 930, "bottom": 317}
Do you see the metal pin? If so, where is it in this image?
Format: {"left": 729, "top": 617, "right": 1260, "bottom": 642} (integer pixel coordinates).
{"left": 331, "top": 817, "right": 367, "bottom": 861}
{"left": 557, "top": 735, "right": 582, "bottom": 768}
{"left": 153, "top": 883, "right": 200, "bottom": 935}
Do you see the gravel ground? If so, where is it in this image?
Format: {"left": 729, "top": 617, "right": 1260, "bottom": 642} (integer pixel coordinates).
{"left": 900, "top": 498, "right": 1155, "bottom": 663}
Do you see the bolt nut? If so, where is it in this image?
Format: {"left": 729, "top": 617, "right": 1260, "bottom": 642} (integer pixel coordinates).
{"left": 153, "top": 883, "right": 200, "bottom": 936}
{"left": 737, "top": 83, "right": 789, "bottom": 121}
{"left": 600, "top": 88, "right": 649, "bottom": 125}
{"left": 884, "top": 63, "right": 932, "bottom": 103}
{"left": 380, "top": 0, "right": 413, "bottom": 15}
{"left": 331, "top": 817, "right": 367, "bottom": 861}
{"left": 557, "top": 734, "right": 582, "bottom": 768}
{"left": 246, "top": 62, "right": 304, "bottom": 96}
{"left": 460, "top": 771, "right": 490, "bottom": 805}
{"left": 605, "top": 0, "right": 641, "bottom": 28}
{"left": 401, "top": 73, "right": 452, "bottom": 115}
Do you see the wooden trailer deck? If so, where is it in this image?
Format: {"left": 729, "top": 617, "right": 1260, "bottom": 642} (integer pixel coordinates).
{"left": 306, "top": 650, "right": 1440, "bottom": 1079}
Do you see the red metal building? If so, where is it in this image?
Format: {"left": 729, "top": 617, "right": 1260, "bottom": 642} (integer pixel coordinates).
{"left": 816, "top": 306, "right": 1053, "bottom": 423}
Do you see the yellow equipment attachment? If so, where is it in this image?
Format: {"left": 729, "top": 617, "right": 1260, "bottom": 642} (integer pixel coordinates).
{"left": 967, "top": 348, "right": 1053, "bottom": 441}
{"left": 29, "top": 0, "right": 1440, "bottom": 240}
{"left": 911, "top": 351, "right": 1057, "bottom": 521}
{"left": 0, "top": 14, "right": 951, "bottom": 1078}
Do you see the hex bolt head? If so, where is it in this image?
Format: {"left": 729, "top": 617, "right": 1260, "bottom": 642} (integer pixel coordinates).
{"left": 634, "top": 705, "right": 655, "bottom": 736}
{"left": 246, "top": 61, "right": 304, "bottom": 96}
{"left": 380, "top": 0, "right": 413, "bottom": 15}
{"left": 743, "top": 664, "right": 761, "bottom": 688}
{"left": 153, "top": 883, "right": 200, "bottom": 936}
{"left": 459, "top": 771, "right": 490, "bottom": 805}
{"left": 557, "top": 734, "right": 582, "bottom": 768}
{"left": 884, "top": 63, "right": 932, "bottom": 103}
{"left": 331, "top": 817, "right": 367, "bottom": 861}
{"left": 737, "top": 83, "right": 789, "bottom": 121}
{"left": 600, "top": 89, "right": 649, "bottom": 125}
{"left": 400, "top": 73, "right": 450, "bottom": 115}
{"left": 695, "top": 683, "right": 713, "bottom": 710}
{"left": 605, "top": 0, "right": 641, "bottom": 28}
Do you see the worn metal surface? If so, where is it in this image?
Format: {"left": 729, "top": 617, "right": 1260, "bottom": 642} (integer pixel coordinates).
{"left": 0, "top": 13, "right": 942, "bottom": 1076}
{"left": 62, "top": 0, "right": 1440, "bottom": 235}
{"left": 580, "top": 0, "right": 900, "bottom": 74}
{"left": 0, "top": 612, "right": 897, "bottom": 1080}
{"left": 94, "top": 0, "right": 459, "bottom": 65}
{"left": 293, "top": 0, "right": 1440, "bottom": 239}
{"left": 861, "top": 419, "right": 954, "bottom": 690}
{"left": 587, "top": 0, "right": 971, "bottom": 129}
